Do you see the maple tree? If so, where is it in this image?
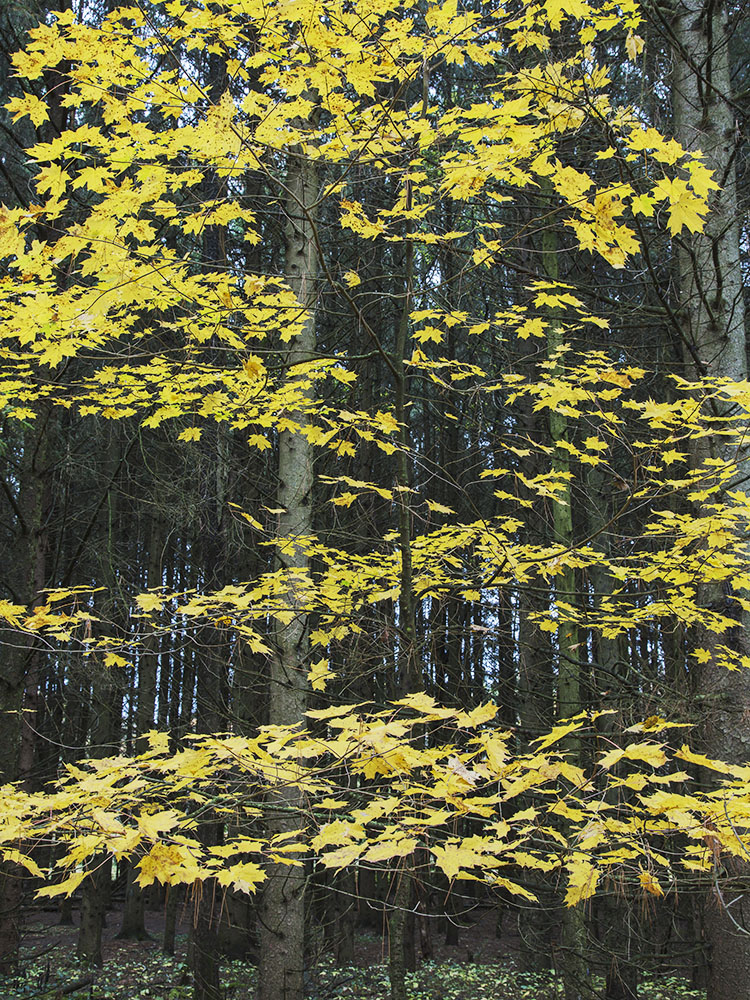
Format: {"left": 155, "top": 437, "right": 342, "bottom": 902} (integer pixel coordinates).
{"left": 0, "top": 0, "right": 748, "bottom": 998}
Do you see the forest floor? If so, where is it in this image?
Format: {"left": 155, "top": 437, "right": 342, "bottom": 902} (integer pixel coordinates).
{"left": 5, "top": 904, "right": 706, "bottom": 1000}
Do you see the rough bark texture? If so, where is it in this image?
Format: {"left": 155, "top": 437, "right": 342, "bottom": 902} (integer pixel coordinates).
{"left": 388, "top": 865, "right": 412, "bottom": 1000}
{"left": 162, "top": 887, "right": 179, "bottom": 955}
{"left": 191, "top": 877, "right": 222, "bottom": 1000}
{"left": 672, "top": 3, "right": 750, "bottom": 997}
{"left": 77, "top": 863, "right": 106, "bottom": 967}
{"left": 117, "top": 864, "right": 149, "bottom": 941}
{"left": 257, "top": 143, "right": 317, "bottom": 1000}
{"left": 0, "top": 420, "right": 49, "bottom": 974}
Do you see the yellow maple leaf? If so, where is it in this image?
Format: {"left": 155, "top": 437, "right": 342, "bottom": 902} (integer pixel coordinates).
{"left": 425, "top": 499, "right": 454, "bottom": 514}
{"left": 136, "top": 843, "right": 200, "bottom": 887}
{"left": 37, "top": 871, "right": 86, "bottom": 898}
{"left": 331, "top": 491, "right": 358, "bottom": 508}
{"left": 565, "top": 857, "right": 599, "bottom": 906}
{"left": 248, "top": 434, "right": 271, "bottom": 450}
{"left": 35, "top": 163, "right": 68, "bottom": 199}
{"left": 317, "top": 798, "right": 348, "bottom": 810}
{"left": 306, "top": 701, "right": 369, "bottom": 720}
{"left": 217, "top": 861, "right": 266, "bottom": 894}
{"left": 533, "top": 716, "right": 586, "bottom": 750}
{"left": 178, "top": 427, "right": 202, "bottom": 442}
{"left": 623, "top": 742, "right": 667, "bottom": 768}
{"left": 432, "top": 842, "right": 488, "bottom": 880}
{"left": 138, "top": 809, "right": 181, "bottom": 841}
{"left": 135, "top": 593, "right": 164, "bottom": 614}
{"left": 103, "top": 652, "right": 130, "bottom": 668}
{"left": 363, "top": 837, "right": 419, "bottom": 864}
{"left": 319, "top": 844, "right": 364, "bottom": 868}
{"left": 392, "top": 691, "right": 455, "bottom": 719}
{"left": 638, "top": 867, "right": 664, "bottom": 897}
{"left": 0, "top": 600, "right": 26, "bottom": 626}
{"left": 456, "top": 702, "right": 499, "bottom": 728}
{"left": 3, "top": 850, "right": 43, "bottom": 877}
{"left": 145, "top": 730, "right": 171, "bottom": 753}
{"left": 5, "top": 93, "right": 48, "bottom": 127}
{"left": 308, "top": 657, "right": 334, "bottom": 692}
{"left": 625, "top": 31, "right": 644, "bottom": 60}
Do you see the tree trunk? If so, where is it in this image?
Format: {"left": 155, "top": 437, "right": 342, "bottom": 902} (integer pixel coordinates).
{"left": 0, "top": 417, "right": 50, "bottom": 974}
{"left": 388, "top": 865, "right": 413, "bottom": 1000}
{"left": 387, "top": 171, "right": 420, "bottom": 1000}
{"left": 672, "top": 3, "right": 750, "bottom": 998}
{"left": 78, "top": 862, "right": 106, "bottom": 967}
{"left": 117, "top": 864, "right": 149, "bottom": 941}
{"left": 540, "top": 190, "right": 595, "bottom": 1000}
{"left": 333, "top": 870, "right": 356, "bottom": 965}
{"left": 191, "top": 877, "right": 222, "bottom": 1000}
{"left": 119, "top": 515, "right": 163, "bottom": 941}
{"left": 163, "top": 886, "right": 179, "bottom": 956}
{"left": 258, "top": 136, "right": 317, "bottom": 1000}
{"left": 58, "top": 896, "right": 74, "bottom": 926}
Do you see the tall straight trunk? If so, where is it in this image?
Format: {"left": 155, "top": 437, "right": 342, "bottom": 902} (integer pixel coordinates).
{"left": 77, "top": 861, "right": 107, "bottom": 968}
{"left": 388, "top": 172, "right": 419, "bottom": 1000}
{"left": 0, "top": 10, "right": 73, "bottom": 969}
{"left": 0, "top": 417, "right": 50, "bottom": 974}
{"left": 77, "top": 431, "right": 125, "bottom": 966}
{"left": 188, "top": 84, "right": 234, "bottom": 1000}
{"left": 516, "top": 397, "right": 555, "bottom": 972}
{"left": 78, "top": 649, "right": 117, "bottom": 968}
{"left": 257, "top": 140, "right": 317, "bottom": 1000}
{"left": 17, "top": 450, "right": 48, "bottom": 788}
{"left": 541, "top": 205, "right": 594, "bottom": 1000}
{"left": 672, "top": 3, "right": 750, "bottom": 998}
{"left": 136, "top": 514, "right": 163, "bottom": 748}
{"left": 190, "top": 730, "right": 224, "bottom": 997}
{"left": 0, "top": 419, "right": 49, "bottom": 783}
{"left": 332, "top": 869, "right": 355, "bottom": 965}
{"left": 118, "top": 515, "right": 163, "bottom": 942}
{"left": 162, "top": 886, "right": 180, "bottom": 955}
{"left": 586, "top": 467, "right": 638, "bottom": 1000}
{"left": 432, "top": 217, "right": 469, "bottom": 709}
{"left": 190, "top": 831, "right": 222, "bottom": 1000}
{"left": 189, "top": 431, "right": 234, "bottom": 996}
